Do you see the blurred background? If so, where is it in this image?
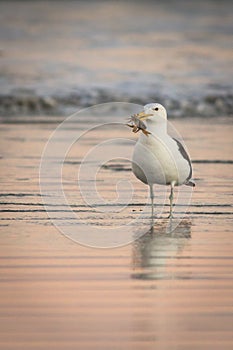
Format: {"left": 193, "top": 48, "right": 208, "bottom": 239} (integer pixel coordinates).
{"left": 0, "top": 0, "right": 232, "bottom": 117}
{"left": 1, "top": 2, "right": 233, "bottom": 349}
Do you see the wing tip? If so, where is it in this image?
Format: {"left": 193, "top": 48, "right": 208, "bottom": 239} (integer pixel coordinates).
{"left": 185, "top": 180, "right": 196, "bottom": 187}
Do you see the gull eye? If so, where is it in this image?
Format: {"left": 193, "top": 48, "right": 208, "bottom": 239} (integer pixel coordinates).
{"left": 153, "top": 107, "right": 159, "bottom": 111}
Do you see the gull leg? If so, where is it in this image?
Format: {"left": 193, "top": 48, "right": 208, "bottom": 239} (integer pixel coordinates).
{"left": 168, "top": 182, "right": 175, "bottom": 219}
{"left": 149, "top": 184, "right": 154, "bottom": 220}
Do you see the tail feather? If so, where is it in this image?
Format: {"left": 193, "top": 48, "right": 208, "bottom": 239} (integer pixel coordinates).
{"left": 185, "top": 179, "right": 195, "bottom": 187}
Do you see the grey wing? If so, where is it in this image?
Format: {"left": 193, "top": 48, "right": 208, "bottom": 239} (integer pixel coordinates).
{"left": 172, "top": 138, "right": 195, "bottom": 187}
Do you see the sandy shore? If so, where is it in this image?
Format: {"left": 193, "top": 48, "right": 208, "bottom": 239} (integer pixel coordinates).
{"left": 0, "top": 114, "right": 232, "bottom": 349}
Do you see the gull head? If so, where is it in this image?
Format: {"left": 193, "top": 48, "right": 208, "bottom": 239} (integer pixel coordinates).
{"left": 136, "top": 103, "right": 167, "bottom": 122}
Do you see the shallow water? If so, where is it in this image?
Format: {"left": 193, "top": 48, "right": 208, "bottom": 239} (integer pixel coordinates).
{"left": 0, "top": 115, "right": 233, "bottom": 349}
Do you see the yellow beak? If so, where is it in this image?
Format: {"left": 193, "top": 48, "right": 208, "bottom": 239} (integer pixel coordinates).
{"left": 136, "top": 111, "right": 153, "bottom": 120}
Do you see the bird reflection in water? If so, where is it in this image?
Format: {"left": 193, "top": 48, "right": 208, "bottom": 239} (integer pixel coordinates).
{"left": 132, "top": 219, "right": 192, "bottom": 280}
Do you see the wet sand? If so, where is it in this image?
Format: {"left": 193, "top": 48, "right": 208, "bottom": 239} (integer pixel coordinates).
{"left": 0, "top": 116, "right": 233, "bottom": 349}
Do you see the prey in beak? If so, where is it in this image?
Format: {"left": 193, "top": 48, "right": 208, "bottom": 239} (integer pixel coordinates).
{"left": 126, "top": 114, "right": 151, "bottom": 136}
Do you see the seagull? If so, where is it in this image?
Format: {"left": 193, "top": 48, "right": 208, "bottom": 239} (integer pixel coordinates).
{"left": 132, "top": 103, "right": 195, "bottom": 219}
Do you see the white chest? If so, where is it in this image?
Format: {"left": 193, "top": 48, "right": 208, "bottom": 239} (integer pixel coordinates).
{"left": 132, "top": 134, "right": 190, "bottom": 185}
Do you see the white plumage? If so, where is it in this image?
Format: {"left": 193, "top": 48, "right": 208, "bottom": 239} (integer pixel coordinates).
{"left": 132, "top": 103, "right": 195, "bottom": 218}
